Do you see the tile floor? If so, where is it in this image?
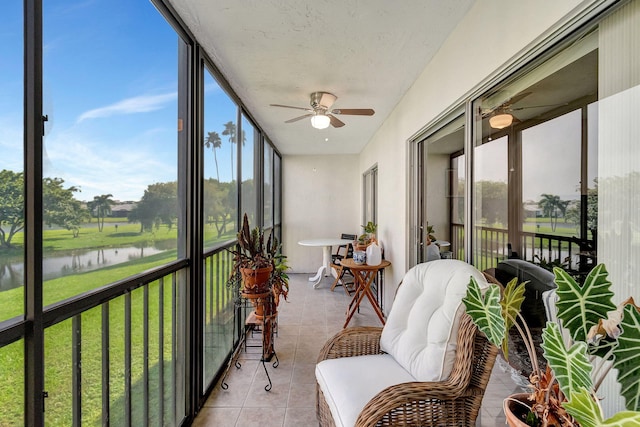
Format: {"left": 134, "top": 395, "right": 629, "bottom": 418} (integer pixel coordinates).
{"left": 193, "top": 273, "right": 522, "bottom": 426}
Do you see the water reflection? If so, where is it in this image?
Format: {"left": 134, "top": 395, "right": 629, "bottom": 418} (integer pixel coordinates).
{"left": 0, "top": 245, "right": 168, "bottom": 291}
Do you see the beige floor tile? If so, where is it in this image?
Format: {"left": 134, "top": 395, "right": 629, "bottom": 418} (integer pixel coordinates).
{"left": 194, "top": 273, "right": 515, "bottom": 426}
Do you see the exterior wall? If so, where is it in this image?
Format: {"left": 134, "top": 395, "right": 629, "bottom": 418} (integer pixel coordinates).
{"left": 358, "top": 0, "right": 586, "bottom": 309}
{"left": 282, "top": 154, "right": 360, "bottom": 273}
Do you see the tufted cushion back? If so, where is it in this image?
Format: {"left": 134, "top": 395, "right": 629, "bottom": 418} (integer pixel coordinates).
{"left": 380, "top": 259, "right": 488, "bottom": 381}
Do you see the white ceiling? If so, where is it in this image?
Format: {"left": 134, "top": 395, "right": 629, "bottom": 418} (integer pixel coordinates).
{"left": 168, "top": 0, "right": 475, "bottom": 155}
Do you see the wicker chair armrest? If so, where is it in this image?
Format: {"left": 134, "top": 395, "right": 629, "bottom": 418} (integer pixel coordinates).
{"left": 317, "top": 326, "right": 383, "bottom": 362}
{"left": 355, "top": 380, "right": 478, "bottom": 427}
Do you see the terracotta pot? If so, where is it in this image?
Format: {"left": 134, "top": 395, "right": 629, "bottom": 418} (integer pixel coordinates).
{"left": 240, "top": 266, "right": 272, "bottom": 294}
{"left": 504, "top": 393, "right": 533, "bottom": 427}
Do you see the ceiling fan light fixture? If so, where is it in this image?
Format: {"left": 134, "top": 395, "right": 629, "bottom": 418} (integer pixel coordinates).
{"left": 311, "top": 114, "right": 330, "bottom": 129}
{"left": 489, "top": 112, "right": 513, "bottom": 129}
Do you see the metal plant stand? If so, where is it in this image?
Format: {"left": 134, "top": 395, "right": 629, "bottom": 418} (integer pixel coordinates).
{"left": 221, "top": 293, "right": 278, "bottom": 391}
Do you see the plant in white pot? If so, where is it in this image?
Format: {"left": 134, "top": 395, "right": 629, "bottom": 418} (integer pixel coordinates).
{"left": 463, "top": 263, "right": 640, "bottom": 426}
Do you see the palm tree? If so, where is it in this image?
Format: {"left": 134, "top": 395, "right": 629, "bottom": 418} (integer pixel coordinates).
{"left": 88, "top": 194, "right": 115, "bottom": 232}
{"left": 538, "top": 193, "right": 561, "bottom": 232}
{"left": 222, "top": 121, "right": 236, "bottom": 180}
{"left": 205, "top": 131, "right": 222, "bottom": 181}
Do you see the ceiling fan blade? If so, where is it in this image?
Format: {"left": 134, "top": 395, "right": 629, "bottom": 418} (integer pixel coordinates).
{"left": 511, "top": 102, "right": 568, "bottom": 111}
{"left": 285, "top": 113, "right": 313, "bottom": 123}
{"left": 506, "top": 91, "right": 532, "bottom": 105}
{"left": 328, "top": 114, "right": 345, "bottom": 128}
{"left": 270, "top": 103, "right": 313, "bottom": 112}
{"left": 481, "top": 91, "right": 533, "bottom": 116}
{"left": 331, "top": 108, "right": 375, "bottom": 116}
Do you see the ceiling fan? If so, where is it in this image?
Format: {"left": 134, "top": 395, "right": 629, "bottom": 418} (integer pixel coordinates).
{"left": 481, "top": 92, "right": 532, "bottom": 129}
{"left": 270, "top": 91, "right": 375, "bottom": 129}
{"left": 481, "top": 92, "right": 567, "bottom": 129}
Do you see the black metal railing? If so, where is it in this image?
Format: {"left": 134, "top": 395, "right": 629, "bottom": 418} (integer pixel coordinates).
{"left": 0, "top": 238, "right": 242, "bottom": 426}
{"left": 451, "top": 223, "right": 595, "bottom": 273}
{"left": 36, "top": 261, "right": 188, "bottom": 426}
{"left": 202, "top": 241, "right": 237, "bottom": 393}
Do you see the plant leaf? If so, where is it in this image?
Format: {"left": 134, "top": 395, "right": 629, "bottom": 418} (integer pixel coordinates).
{"left": 542, "top": 322, "right": 593, "bottom": 398}
{"left": 562, "top": 387, "right": 603, "bottom": 427}
{"left": 554, "top": 264, "right": 616, "bottom": 343}
{"left": 501, "top": 277, "right": 526, "bottom": 357}
{"left": 463, "top": 278, "right": 505, "bottom": 348}
{"left": 601, "top": 411, "right": 640, "bottom": 426}
{"left": 612, "top": 304, "right": 640, "bottom": 411}
{"left": 565, "top": 387, "right": 640, "bottom": 427}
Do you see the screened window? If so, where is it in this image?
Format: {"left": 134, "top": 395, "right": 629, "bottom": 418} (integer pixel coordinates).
{"left": 471, "top": 35, "right": 598, "bottom": 272}
{"left": 41, "top": 0, "right": 181, "bottom": 305}
{"left": 0, "top": 1, "right": 24, "bottom": 325}
{"left": 240, "top": 114, "right": 257, "bottom": 223}
{"left": 203, "top": 68, "right": 239, "bottom": 248}
{"left": 263, "top": 142, "right": 274, "bottom": 229}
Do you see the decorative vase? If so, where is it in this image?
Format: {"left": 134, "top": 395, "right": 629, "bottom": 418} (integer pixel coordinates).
{"left": 503, "top": 393, "right": 532, "bottom": 427}
{"left": 240, "top": 266, "right": 273, "bottom": 294}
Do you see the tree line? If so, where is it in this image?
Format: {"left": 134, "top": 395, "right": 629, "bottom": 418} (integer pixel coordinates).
{"left": 0, "top": 169, "right": 180, "bottom": 248}
{"left": 455, "top": 179, "right": 598, "bottom": 232}
{"left": 0, "top": 168, "right": 257, "bottom": 249}
{"left": 1, "top": 121, "right": 255, "bottom": 249}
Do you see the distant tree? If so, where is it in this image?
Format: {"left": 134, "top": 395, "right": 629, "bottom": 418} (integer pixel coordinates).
{"left": 558, "top": 199, "right": 571, "bottom": 222}
{"left": 222, "top": 121, "right": 237, "bottom": 180}
{"left": 475, "top": 180, "right": 508, "bottom": 226}
{"left": 205, "top": 131, "right": 222, "bottom": 182}
{"left": 222, "top": 121, "right": 247, "bottom": 181}
{"left": 538, "top": 193, "right": 564, "bottom": 231}
{"left": 565, "top": 200, "right": 581, "bottom": 233}
{"left": 128, "top": 203, "right": 153, "bottom": 233}
{"left": 43, "top": 178, "right": 90, "bottom": 238}
{"left": 128, "top": 182, "right": 177, "bottom": 233}
{"left": 87, "top": 194, "right": 115, "bottom": 232}
{"left": 0, "top": 170, "right": 25, "bottom": 248}
{"left": 203, "top": 179, "right": 234, "bottom": 238}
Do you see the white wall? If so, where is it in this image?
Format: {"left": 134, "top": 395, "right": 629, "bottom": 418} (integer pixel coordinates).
{"left": 282, "top": 154, "right": 360, "bottom": 273}
{"left": 358, "top": 0, "right": 586, "bottom": 309}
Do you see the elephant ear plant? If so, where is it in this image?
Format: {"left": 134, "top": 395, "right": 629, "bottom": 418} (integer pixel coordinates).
{"left": 463, "top": 263, "right": 640, "bottom": 426}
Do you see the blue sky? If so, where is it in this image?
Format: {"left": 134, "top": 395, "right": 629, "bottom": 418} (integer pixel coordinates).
{"left": 1, "top": 0, "right": 242, "bottom": 202}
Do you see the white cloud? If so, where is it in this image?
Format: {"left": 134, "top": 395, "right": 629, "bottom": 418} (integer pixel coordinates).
{"left": 43, "top": 125, "right": 176, "bottom": 201}
{"left": 76, "top": 92, "right": 177, "bottom": 123}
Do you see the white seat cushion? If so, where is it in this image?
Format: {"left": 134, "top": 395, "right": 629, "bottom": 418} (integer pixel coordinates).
{"left": 380, "top": 259, "right": 488, "bottom": 381}
{"left": 316, "top": 354, "right": 416, "bottom": 427}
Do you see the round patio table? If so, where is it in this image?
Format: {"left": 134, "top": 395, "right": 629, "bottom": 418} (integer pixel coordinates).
{"left": 298, "top": 238, "right": 354, "bottom": 289}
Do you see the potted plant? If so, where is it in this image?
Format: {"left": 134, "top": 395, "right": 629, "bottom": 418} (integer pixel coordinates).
{"left": 227, "top": 213, "right": 289, "bottom": 316}
{"left": 426, "top": 224, "right": 436, "bottom": 243}
{"left": 463, "top": 263, "right": 640, "bottom": 426}
{"left": 356, "top": 221, "right": 378, "bottom": 250}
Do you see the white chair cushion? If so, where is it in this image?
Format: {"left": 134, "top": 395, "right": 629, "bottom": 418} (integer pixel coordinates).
{"left": 316, "top": 354, "right": 416, "bottom": 427}
{"left": 380, "top": 259, "right": 488, "bottom": 381}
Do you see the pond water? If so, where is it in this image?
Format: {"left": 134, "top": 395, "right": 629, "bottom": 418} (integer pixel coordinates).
{"left": 0, "top": 245, "right": 168, "bottom": 291}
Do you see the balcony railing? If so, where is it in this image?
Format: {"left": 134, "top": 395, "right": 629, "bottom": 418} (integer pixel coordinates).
{"left": 451, "top": 223, "right": 595, "bottom": 274}
{"left": 0, "top": 237, "right": 245, "bottom": 426}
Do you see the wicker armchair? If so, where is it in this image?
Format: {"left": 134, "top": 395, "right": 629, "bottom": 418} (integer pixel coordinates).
{"left": 316, "top": 261, "right": 499, "bottom": 427}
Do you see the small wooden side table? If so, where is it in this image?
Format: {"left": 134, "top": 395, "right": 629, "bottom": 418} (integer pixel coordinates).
{"left": 340, "top": 258, "right": 391, "bottom": 328}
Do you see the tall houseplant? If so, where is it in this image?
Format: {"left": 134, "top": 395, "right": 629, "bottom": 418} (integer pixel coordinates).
{"left": 227, "top": 213, "right": 289, "bottom": 306}
{"left": 463, "top": 263, "right": 640, "bottom": 426}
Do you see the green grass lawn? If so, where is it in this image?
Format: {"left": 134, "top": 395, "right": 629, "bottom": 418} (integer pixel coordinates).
{"left": 0, "top": 221, "right": 236, "bottom": 426}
